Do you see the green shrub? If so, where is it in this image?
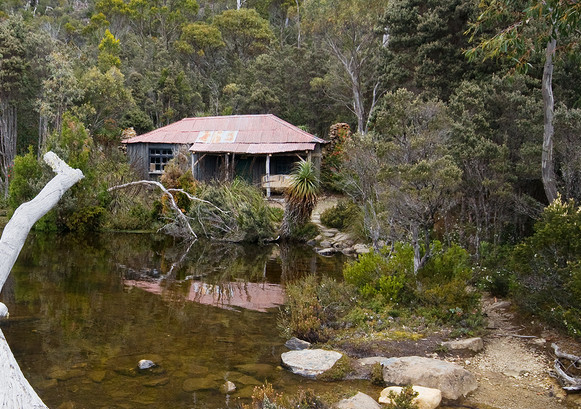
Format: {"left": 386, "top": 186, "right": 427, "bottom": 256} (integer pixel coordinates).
{"left": 384, "top": 385, "right": 419, "bottom": 409}
{"left": 320, "top": 200, "right": 359, "bottom": 230}
{"left": 343, "top": 245, "right": 413, "bottom": 304}
{"left": 290, "top": 221, "right": 320, "bottom": 241}
{"left": 279, "top": 275, "right": 356, "bottom": 342}
{"left": 189, "top": 179, "right": 279, "bottom": 242}
{"left": 510, "top": 198, "right": 581, "bottom": 337}
{"left": 8, "top": 146, "right": 45, "bottom": 212}
{"left": 65, "top": 206, "right": 105, "bottom": 232}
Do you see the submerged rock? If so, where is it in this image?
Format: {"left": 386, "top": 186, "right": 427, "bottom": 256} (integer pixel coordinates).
{"left": 334, "top": 392, "right": 381, "bottom": 409}
{"left": 285, "top": 337, "right": 311, "bottom": 350}
{"left": 182, "top": 376, "right": 220, "bottom": 392}
{"left": 382, "top": 356, "right": 477, "bottom": 400}
{"left": 88, "top": 370, "right": 107, "bottom": 383}
{"left": 379, "top": 385, "right": 442, "bottom": 409}
{"left": 281, "top": 349, "right": 343, "bottom": 377}
{"left": 47, "top": 368, "right": 85, "bottom": 381}
{"left": 235, "top": 363, "right": 275, "bottom": 377}
{"left": 143, "top": 377, "right": 169, "bottom": 387}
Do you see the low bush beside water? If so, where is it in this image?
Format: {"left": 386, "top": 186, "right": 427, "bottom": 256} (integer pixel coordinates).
{"left": 280, "top": 240, "right": 484, "bottom": 343}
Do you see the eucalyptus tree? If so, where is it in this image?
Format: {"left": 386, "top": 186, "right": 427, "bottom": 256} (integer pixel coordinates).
{"left": 212, "top": 8, "right": 274, "bottom": 62}
{"left": 304, "top": 0, "right": 388, "bottom": 134}
{"left": 380, "top": 0, "right": 485, "bottom": 100}
{"left": 466, "top": 0, "right": 581, "bottom": 203}
{"left": 345, "top": 89, "right": 462, "bottom": 275}
{"left": 37, "top": 51, "right": 83, "bottom": 153}
{"left": 448, "top": 76, "right": 544, "bottom": 250}
{"left": 0, "top": 17, "right": 28, "bottom": 197}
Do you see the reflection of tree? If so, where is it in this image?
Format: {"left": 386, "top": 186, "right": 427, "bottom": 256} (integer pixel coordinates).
{"left": 279, "top": 241, "right": 346, "bottom": 283}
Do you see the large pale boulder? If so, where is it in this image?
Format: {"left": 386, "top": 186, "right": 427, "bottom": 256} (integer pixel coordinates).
{"left": 334, "top": 392, "right": 381, "bottom": 409}
{"left": 382, "top": 356, "right": 477, "bottom": 400}
{"left": 441, "top": 337, "right": 484, "bottom": 352}
{"left": 379, "top": 386, "right": 442, "bottom": 409}
{"left": 281, "top": 349, "right": 343, "bottom": 377}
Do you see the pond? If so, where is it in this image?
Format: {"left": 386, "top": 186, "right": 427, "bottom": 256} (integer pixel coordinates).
{"left": 1, "top": 233, "right": 380, "bottom": 408}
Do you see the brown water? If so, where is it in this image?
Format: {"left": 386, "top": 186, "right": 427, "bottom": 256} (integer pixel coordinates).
{"left": 1, "top": 233, "right": 378, "bottom": 408}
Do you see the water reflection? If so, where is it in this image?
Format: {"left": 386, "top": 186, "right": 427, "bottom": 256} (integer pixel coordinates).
{"left": 1, "top": 232, "right": 360, "bottom": 409}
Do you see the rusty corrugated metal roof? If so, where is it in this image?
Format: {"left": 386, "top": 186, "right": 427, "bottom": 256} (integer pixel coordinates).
{"left": 122, "top": 114, "right": 325, "bottom": 154}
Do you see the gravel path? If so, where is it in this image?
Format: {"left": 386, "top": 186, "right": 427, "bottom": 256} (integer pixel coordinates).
{"left": 461, "top": 297, "right": 580, "bottom": 409}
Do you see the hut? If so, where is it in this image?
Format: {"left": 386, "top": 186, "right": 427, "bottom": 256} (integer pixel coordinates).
{"left": 123, "top": 114, "right": 326, "bottom": 196}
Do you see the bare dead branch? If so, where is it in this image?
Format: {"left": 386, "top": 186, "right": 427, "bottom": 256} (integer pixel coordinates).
{"left": 108, "top": 180, "right": 198, "bottom": 239}
{"left": 551, "top": 343, "right": 581, "bottom": 391}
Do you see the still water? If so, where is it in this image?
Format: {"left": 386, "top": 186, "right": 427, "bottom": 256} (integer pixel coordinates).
{"left": 1, "top": 233, "right": 376, "bottom": 408}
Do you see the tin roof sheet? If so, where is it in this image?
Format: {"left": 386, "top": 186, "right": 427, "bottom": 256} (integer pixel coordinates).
{"left": 123, "top": 114, "right": 325, "bottom": 154}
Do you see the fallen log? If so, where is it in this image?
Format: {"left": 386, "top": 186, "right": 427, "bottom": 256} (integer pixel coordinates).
{"left": 0, "top": 152, "right": 84, "bottom": 409}
{"left": 552, "top": 343, "right": 581, "bottom": 392}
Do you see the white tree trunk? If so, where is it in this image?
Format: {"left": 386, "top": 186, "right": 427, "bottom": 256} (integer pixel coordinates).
{"left": 542, "top": 38, "right": 558, "bottom": 203}
{"left": 0, "top": 152, "right": 84, "bottom": 409}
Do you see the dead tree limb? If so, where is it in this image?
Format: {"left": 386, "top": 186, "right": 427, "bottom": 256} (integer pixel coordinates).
{"left": 0, "top": 151, "right": 84, "bottom": 409}
{"left": 108, "top": 180, "right": 198, "bottom": 239}
{"left": 552, "top": 343, "right": 581, "bottom": 391}
{"left": 108, "top": 181, "right": 230, "bottom": 240}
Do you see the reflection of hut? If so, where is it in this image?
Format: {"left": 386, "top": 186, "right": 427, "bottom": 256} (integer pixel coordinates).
{"left": 123, "top": 114, "right": 326, "bottom": 196}
{"left": 123, "top": 280, "right": 284, "bottom": 312}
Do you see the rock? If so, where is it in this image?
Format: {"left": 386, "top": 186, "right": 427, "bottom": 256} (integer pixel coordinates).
{"left": 382, "top": 356, "right": 477, "bottom": 400}
{"left": 182, "top": 376, "right": 220, "bottom": 392}
{"left": 333, "top": 233, "right": 355, "bottom": 247}
{"left": 231, "top": 373, "right": 262, "bottom": 386}
{"left": 379, "top": 386, "right": 442, "bottom": 409}
{"left": 184, "top": 364, "right": 209, "bottom": 376}
{"left": 285, "top": 337, "right": 311, "bottom": 350}
{"left": 317, "top": 247, "right": 337, "bottom": 256}
{"left": 88, "top": 370, "right": 107, "bottom": 383}
{"left": 314, "top": 235, "right": 324, "bottom": 242}
{"left": 320, "top": 240, "right": 332, "bottom": 248}
{"left": 357, "top": 356, "right": 391, "bottom": 367}
{"left": 114, "top": 367, "right": 138, "bottom": 377}
{"left": 281, "top": 349, "right": 343, "bottom": 377}
{"left": 221, "top": 381, "right": 237, "bottom": 394}
{"left": 441, "top": 337, "right": 484, "bottom": 352}
{"left": 235, "top": 363, "right": 275, "bottom": 377}
{"left": 342, "top": 247, "right": 355, "bottom": 255}
{"left": 138, "top": 359, "right": 156, "bottom": 370}
{"left": 531, "top": 338, "right": 546, "bottom": 346}
{"left": 47, "top": 368, "right": 85, "bottom": 381}
{"left": 0, "top": 302, "right": 9, "bottom": 319}
{"left": 143, "top": 377, "right": 169, "bottom": 387}
{"left": 488, "top": 300, "right": 511, "bottom": 311}
{"left": 353, "top": 244, "right": 370, "bottom": 254}
{"left": 334, "top": 392, "right": 381, "bottom": 409}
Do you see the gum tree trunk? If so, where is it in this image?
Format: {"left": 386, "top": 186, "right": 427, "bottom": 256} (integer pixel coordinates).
{"left": 0, "top": 152, "right": 84, "bottom": 409}
{"left": 541, "top": 38, "right": 558, "bottom": 203}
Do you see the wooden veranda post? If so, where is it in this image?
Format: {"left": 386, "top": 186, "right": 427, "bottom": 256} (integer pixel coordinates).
{"left": 266, "top": 154, "right": 271, "bottom": 198}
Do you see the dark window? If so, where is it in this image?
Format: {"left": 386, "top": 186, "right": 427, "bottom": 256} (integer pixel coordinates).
{"left": 149, "top": 148, "right": 173, "bottom": 173}
{"left": 274, "top": 157, "right": 296, "bottom": 175}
